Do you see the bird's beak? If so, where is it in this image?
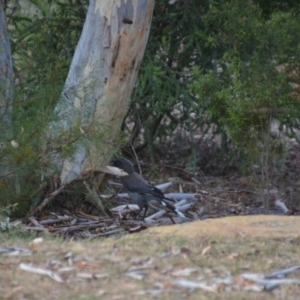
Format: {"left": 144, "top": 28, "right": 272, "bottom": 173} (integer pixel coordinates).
{"left": 100, "top": 166, "right": 128, "bottom": 177}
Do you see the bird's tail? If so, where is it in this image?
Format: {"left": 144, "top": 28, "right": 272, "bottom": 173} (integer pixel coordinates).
{"left": 150, "top": 187, "right": 177, "bottom": 203}
{"left": 161, "top": 196, "right": 176, "bottom": 203}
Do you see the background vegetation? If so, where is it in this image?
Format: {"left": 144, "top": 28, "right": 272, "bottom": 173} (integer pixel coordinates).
{"left": 1, "top": 0, "right": 300, "bottom": 216}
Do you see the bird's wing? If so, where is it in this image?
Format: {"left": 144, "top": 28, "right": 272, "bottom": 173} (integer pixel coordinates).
{"left": 146, "top": 186, "right": 165, "bottom": 197}
{"left": 121, "top": 173, "right": 176, "bottom": 202}
{"left": 121, "top": 173, "right": 184, "bottom": 217}
{"left": 147, "top": 187, "right": 176, "bottom": 202}
{"left": 121, "top": 173, "right": 154, "bottom": 194}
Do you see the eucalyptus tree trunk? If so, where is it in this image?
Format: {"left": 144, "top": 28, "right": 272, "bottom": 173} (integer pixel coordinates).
{"left": 0, "top": 0, "right": 13, "bottom": 135}
{"left": 49, "top": 0, "right": 154, "bottom": 184}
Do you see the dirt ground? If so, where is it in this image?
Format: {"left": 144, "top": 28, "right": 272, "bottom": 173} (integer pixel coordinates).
{"left": 1, "top": 215, "right": 300, "bottom": 300}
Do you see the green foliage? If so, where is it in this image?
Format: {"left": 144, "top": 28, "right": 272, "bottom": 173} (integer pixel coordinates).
{"left": 190, "top": 0, "right": 300, "bottom": 166}
{"left": 125, "top": 0, "right": 300, "bottom": 169}
{"left": 0, "top": 215, "right": 21, "bottom": 232}
{"left": 126, "top": 0, "right": 212, "bottom": 155}
{"left": 0, "top": 0, "right": 88, "bottom": 214}
{"left": 9, "top": 0, "right": 86, "bottom": 79}
{"left": 2, "top": 0, "right": 300, "bottom": 215}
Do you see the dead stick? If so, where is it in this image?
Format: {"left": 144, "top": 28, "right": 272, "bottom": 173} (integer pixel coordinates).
{"left": 22, "top": 226, "right": 48, "bottom": 231}
{"left": 92, "top": 229, "right": 121, "bottom": 237}
{"left": 39, "top": 216, "right": 74, "bottom": 225}
{"left": 53, "top": 222, "right": 105, "bottom": 233}
{"left": 32, "top": 185, "right": 66, "bottom": 214}
{"left": 28, "top": 217, "right": 44, "bottom": 228}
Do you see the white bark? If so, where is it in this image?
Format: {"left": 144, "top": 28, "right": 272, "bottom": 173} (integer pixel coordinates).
{"left": 49, "top": 0, "right": 154, "bottom": 184}
{"left": 0, "top": 0, "right": 13, "bottom": 132}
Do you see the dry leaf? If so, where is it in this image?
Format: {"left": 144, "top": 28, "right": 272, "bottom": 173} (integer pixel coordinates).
{"left": 0, "top": 247, "right": 32, "bottom": 256}
{"left": 201, "top": 245, "right": 211, "bottom": 256}
{"left": 125, "top": 270, "right": 147, "bottom": 280}
{"left": 173, "top": 279, "right": 218, "bottom": 293}
{"left": 180, "top": 247, "right": 191, "bottom": 255}
{"left": 227, "top": 252, "right": 240, "bottom": 260}
{"left": 19, "top": 263, "right": 64, "bottom": 283}
{"left": 171, "top": 268, "right": 198, "bottom": 276}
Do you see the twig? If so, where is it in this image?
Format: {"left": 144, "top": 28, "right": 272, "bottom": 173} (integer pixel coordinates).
{"left": 83, "top": 181, "right": 109, "bottom": 217}
{"left": 214, "top": 189, "right": 258, "bottom": 195}
{"left": 144, "top": 210, "right": 166, "bottom": 224}
{"left": 53, "top": 222, "right": 105, "bottom": 233}
{"left": 110, "top": 204, "right": 139, "bottom": 212}
{"left": 22, "top": 226, "right": 48, "bottom": 231}
{"left": 91, "top": 229, "right": 121, "bottom": 237}
{"left": 131, "top": 145, "right": 142, "bottom": 174}
{"left": 32, "top": 185, "right": 66, "bottom": 214}
{"left": 76, "top": 211, "right": 100, "bottom": 221}
{"left": 39, "top": 216, "right": 74, "bottom": 225}
{"left": 29, "top": 217, "right": 44, "bottom": 228}
{"left": 165, "top": 193, "right": 199, "bottom": 201}
{"left": 175, "top": 202, "right": 195, "bottom": 212}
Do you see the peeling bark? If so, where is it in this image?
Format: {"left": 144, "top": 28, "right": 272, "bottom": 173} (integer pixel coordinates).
{"left": 50, "top": 0, "right": 154, "bottom": 184}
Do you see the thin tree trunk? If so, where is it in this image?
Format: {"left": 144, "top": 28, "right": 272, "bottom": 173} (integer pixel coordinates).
{"left": 0, "top": 0, "right": 13, "bottom": 134}
{"left": 49, "top": 0, "right": 154, "bottom": 184}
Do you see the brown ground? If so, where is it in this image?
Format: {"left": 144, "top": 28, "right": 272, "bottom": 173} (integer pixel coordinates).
{"left": 149, "top": 215, "right": 300, "bottom": 238}
{"left": 1, "top": 215, "right": 300, "bottom": 300}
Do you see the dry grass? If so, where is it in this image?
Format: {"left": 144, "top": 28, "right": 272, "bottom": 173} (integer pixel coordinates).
{"left": 1, "top": 216, "right": 300, "bottom": 299}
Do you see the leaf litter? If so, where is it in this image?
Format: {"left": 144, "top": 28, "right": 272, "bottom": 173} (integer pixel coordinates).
{"left": 4, "top": 143, "right": 300, "bottom": 298}
{"left": 2, "top": 232, "right": 300, "bottom": 299}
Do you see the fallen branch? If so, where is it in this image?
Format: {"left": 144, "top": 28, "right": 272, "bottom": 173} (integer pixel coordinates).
{"left": 22, "top": 226, "right": 48, "bottom": 231}
{"left": 165, "top": 193, "right": 199, "bottom": 201}
{"left": 110, "top": 204, "right": 139, "bottom": 213}
{"left": 29, "top": 217, "right": 44, "bottom": 228}
{"left": 53, "top": 222, "right": 105, "bottom": 234}
{"left": 91, "top": 228, "right": 121, "bottom": 237}
{"left": 39, "top": 216, "right": 75, "bottom": 225}
{"left": 175, "top": 202, "right": 195, "bottom": 212}
{"left": 144, "top": 210, "right": 166, "bottom": 225}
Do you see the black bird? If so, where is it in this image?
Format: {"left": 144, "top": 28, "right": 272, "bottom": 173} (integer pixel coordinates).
{"left": 112, "top": 157, "right": 185, "bottom": 218}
